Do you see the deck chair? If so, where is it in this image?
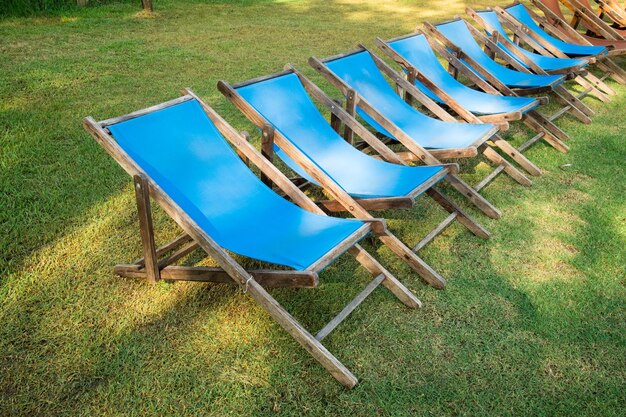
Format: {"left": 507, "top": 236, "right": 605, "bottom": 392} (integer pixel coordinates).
{"left": 82, "top": 90, "right": 423, "bottom": 389}
{"left": 307, "top": 47, "right": 543, "bottom": 221}
{"left": 376, "top": 32, "right": 572, "bottom": 154}
{"left": 592, "top": 0, "right": 626, "bottom": 27}
{"left": 499, "top": 1, "right": 626, "bottom": 84}
{"left": 466, "top": 7, "right": 615, "bottom": 101}
{"left": 560, "top": 0, "right": 626, "bottom": 37}
{"left": 424, "top": 18, "right": 595, "bottom": 125}
{"left": 218, "top": 68, "right": 490, "bottom": 288}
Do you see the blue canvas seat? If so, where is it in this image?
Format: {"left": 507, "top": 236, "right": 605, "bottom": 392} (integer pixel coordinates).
{"left": 386, "top": 34, "right": 539, "bottom": 115}
{"left": 475, "top": 10, "right": 589, "bottom": 72}
{"left": 434, "top": 19, "right": 566, "bottom": 89}
{"left": 107, "top": 99, "right": 364, "bottom": 270}
{"left": 235, "top": 73, "right": 445, "bottom": 199}
{"left": 322, "top": 51, "right": 496, "bottom": 147}
{"left": 505, "top": 3, "right": 608, "bottom": 56}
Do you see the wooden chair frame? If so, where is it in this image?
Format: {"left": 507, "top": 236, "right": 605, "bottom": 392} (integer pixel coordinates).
{"left": 466, "top": 7, "right": 615, "bottom": 101}
{"left": 308, "top": 46, "right": 548, "bottom": 215}
{"left": 503, "top": 0, "right": 626, "bottom": 84}
{"left": 83, "top": 90, "right": 426, "bottom": 389}
{"left": 559, "top": 0, "right": 626, "bottom": 39}
{"left": 376, "top": 32, "right": 573, "bottom": 155}
{"left": 218, "top": 70, "right": 493, "bottom": 289}
{"left": 593, "top": 0, "right": 626, "bottom": 27}
{"left": 423, "top": 18, "right": 595, "bottom": 126}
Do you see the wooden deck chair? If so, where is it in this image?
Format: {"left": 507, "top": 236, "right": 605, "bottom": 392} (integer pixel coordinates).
{"left": 467, "top": 7, "right": 615, "bottom": 101}
{"left": 218, "top": 68, "right": 490, "bottom": 288}
{"left": 82, "top": 91, "right": 423, "bottom": 389}
{"left": 593, "top": 0, "right": 626, "bottom": 27}
{"left": 424, "top": 18, "right": 595, "bottom": 125}
{"left": 306, "top": 47, "right": 542, "bottom": 220}
{"left": 376, "top": 32, "right": 572, "bottom": 154}
{"left": 499, "top": 1, "right": 626, "bottom": 85}
{"left": 560, "top": 0, "right": 626, "bottom": 37}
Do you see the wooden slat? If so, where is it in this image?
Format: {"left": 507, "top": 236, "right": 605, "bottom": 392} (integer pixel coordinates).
{"left": 318, "top": 196, "right": 415, "bottom": 212}
{"left": 115, "top": 264, "right": 320, "bottom": 288}
{"left": 425, "top": 188, "right": 490, "bottom": 239}
{"left": 413, "top": 213, "right": 457, "bottom": 252}
{"left": 548, "top": 105, "right": 572, "bottom": 122}
{"left": 99, "top": 96, "right": 192, "bottom": 127}
{"left": 315, "top": 274, "right": 385, "bottom": 341}
{"left": 134, "top": 233, "right": 192, "bottom": 268}
{"left": 348, "top": 244, "right": 424, "bottom": 304}
{"left": 133, "top": 175, "right": 160, "bottom": 283}
{"left": 157, "top": 240, "right": 199, "bottom": 269}
{"left": 519, "top": 132, "right": 545, "bottom": 153}
{"left": 475, "top": 165, "right": 505, "bottom": 192}
{"left": 306, "top": 224, "right": 372, "bottom": 273}
{"left": 481, "top": 146, "right": 532, "bottom": 187}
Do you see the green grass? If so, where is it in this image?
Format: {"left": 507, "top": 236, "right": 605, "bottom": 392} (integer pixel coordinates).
{"left": 1, "top": 1, "right": 625, "bottom": 415}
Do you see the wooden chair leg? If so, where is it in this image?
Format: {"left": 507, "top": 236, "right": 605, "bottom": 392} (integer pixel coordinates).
{"left": 524, "top": 111, "right": 571, "bottom": 154}
{"left": 348, "top": 244, "right": 422, "bottom": 308}
{"left": 552, "top": 85, "right": 593, "bottom": 123}
{"left": 597, "top": 57, "right": 626, "bottom": 84}
{"left": 425, "top": 188, "right": 491, "bottom": 239}
{"left": 482, "top": 147, "right": 532, "bottom": 187}
{"left": 574, "top": 74, "right": 611, "bottom": 102}
{"left": 133, "top": 175, "right": 160, "bottom": 283}
{"left": 377, "top": 232, "right": 447, "bottom": 289}
{"left": 579, "top": 71, "right": 617, "bottom": 96}
{"left": 491, "top": 135, "right": 542, "bottom": 176}
{"left": 245, "top": 279, "right": 358, "bottom": 388}
{"left": 445, "top": 174, "right": 502, "bottom": 219}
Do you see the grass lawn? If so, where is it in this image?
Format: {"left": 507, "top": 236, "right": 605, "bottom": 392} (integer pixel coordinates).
{"left": 1, "top": 0, "right": 625, "bottom": 415}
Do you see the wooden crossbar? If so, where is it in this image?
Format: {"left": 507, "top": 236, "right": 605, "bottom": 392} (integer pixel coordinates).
{"left": 519, "top": 132, "right": 546, "bottom": 153}
{"left": 134, "top": 233, "right": 192, "bottom": 267}
{"left": 315, "top": 273, "right": 386, "bottom": 341}
{"left": 475, "top": 165, "right": 506, "bottom": 192}
{"left": 413, "top": 213, "right": 458, "bottom": 252}
{"left": 115, "top": 264, "right": 320, "bottom": 288}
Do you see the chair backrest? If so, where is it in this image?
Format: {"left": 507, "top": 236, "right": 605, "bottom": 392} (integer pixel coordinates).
{"left": 476, "top": 10, "right": 514, "bottom": 41}
{"left": 323, "top": 50, "right": 434, "bottom": 137}
{"left": 435, "top": 19, "right": 516, "bottom": 77}
{"left": 235, "top": 72, "right": 360, "bottom": 178}
{"left": 387, "top": 33, "right": 471, "bottom": 101}
{"left": 235, "top": 72, "right": 439, "bottom": 198}
{"left": 506, "top": 3, "right": 573, "bottom": 46}
{"left": 107, "top": 98, "right": 330, "bottom": 267}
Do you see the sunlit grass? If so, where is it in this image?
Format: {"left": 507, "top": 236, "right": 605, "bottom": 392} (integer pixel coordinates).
{"left": 1, "top": 0, "right": 625, "bottom": 416}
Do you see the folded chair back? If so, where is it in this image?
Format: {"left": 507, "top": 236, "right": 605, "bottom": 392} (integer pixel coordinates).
{"left": 107, "top": 98, "right": 363, "bottom": 270}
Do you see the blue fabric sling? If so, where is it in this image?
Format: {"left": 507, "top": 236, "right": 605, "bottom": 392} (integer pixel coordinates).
{"left": 108, "top": 99, "right": 364, "bottom": 270}
{"left": 323, "top": 51, "right": 496, "bottom": 147}
{"left": 505, "top": 4, "right": 608, "bottom": 57}
{"left": 387, "top": 34, "right": 539, "bottom": 115}
{"left": 476, "top": 10, "right": 588, "bottom": 71}
{"left": 435, "top": 19, "right": 565, "bottom": 88}
{"left": 236, "top": 73, "right": 445, "bottom": 199}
